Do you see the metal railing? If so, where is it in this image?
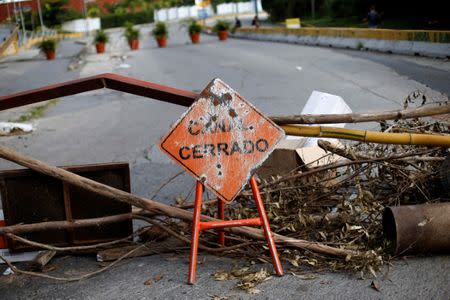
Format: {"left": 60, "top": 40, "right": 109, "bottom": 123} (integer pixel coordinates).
{"left": 0, "top": 73, "right": 449, "bottom": 147}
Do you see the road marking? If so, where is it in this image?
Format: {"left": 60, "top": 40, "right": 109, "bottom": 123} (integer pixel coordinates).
{"left": 296, "top": 66, "right": 302, "bottom": 71}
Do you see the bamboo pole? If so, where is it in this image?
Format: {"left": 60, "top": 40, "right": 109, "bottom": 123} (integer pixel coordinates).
{"left": 271, "top": 101, "right": 450, "bottom": 124}
{"left": 0, "top": 145, "right": 355, "bottom": 258}
{"left": 282, "top": 125, "right": 450, "bottom": 147}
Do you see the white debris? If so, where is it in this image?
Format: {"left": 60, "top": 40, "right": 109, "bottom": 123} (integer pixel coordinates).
{"left": 116, "top": 63, "right": 131, "bottom": 69}
{"left": 2, "top": 267, "right": 14, "bottom": 276}
{"left": 287, "top": 91, "right": 352, "bottom": 147}
{"left": 0, "top": 122, "right": 34, "bottom": 136}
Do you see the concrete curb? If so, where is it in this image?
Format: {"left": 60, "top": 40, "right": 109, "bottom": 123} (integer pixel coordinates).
{"left": 230, "top": 31, "right": 450, "bottom": 58}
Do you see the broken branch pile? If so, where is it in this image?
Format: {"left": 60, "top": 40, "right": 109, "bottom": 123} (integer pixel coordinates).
{"left": 0, "top": 96, "right": 449, "bottom": 282}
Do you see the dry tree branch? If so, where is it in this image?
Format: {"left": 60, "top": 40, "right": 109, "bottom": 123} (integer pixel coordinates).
{"left": 5, "top": 227, "right": 149, "bottom": 252}
{"left": 270, "top": 101, "right": 450, "bottom": 124}
{"left": 0, "top": 244, "right": 146, "bottom": 282}
{"left": 151, "top": 171, "right": 185, "bottom": 199}
{"left": 261, "top": 148, "right": 438, "bottom": 189}
{"left": 0, "top": 144, "right": 358, "bottom": 258}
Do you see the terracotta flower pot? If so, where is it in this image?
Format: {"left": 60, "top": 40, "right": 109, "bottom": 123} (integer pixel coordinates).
{"left": 190, "top": 32, "right": 200, "bottom": 44}
{"left": 129, "top": 39, "right": 139, "bottom": 50}
{"left": 45, "top": 50, "right": 56, "bottom": 60}
{"left": 156, "top": 37, "right": 167, "bottom": 48}
{"left": 218, "top": 30, "right": 228, "bottom": 41}
{"left": 96, "top": 43, "right": 105, "bottom": 53}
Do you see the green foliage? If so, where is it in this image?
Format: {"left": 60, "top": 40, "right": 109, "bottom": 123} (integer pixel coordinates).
{"left": 356, "top": 41, "right": 364, "bottom": 50}
{"left": 152, "top": 22, "right": 168, "bottom": 38}
{"left": 104, "top": 0, "right": 155, "bottom": 14}
{"left": 38, "top": 39, "right": 57, "bottom": 53}
{"left": 94, "top": 30, "right": 109, "bottom": 43}
{"left": 126, "top": 28, "right": 140, "bottom": 40}
{"left": 42, "top": 0, "right": 82, "bottom": 26}
{"left": 213, "top": 20, "right": 231, "bottom": 32}
{"left": 302, "top": 16, "right": 365, "bottom": 27}
{"left": 100, "top": 10, "right": 154, "bottom": 29}
{"left": 263, "top": 0, "right": 450, "bottom": 29}
{"left": 188, "top": 21, "right": 202, "bottom": 35}
{"left": 124, "top": 22, "right": 140, "bottom": 40}
{"left": 57, "top": 9, "right": 84, "bottom": 23}
{"left": 114, "top": 7, "right": 127, "bottom": 15}
{"left": 22, "top": 11, "right": 37, "bottom": 30}
{"left": 14, "top": 100, "right": 59, "bottom": 122}
{"left": 124, "top": 21, "right": 134, "bottom": 33}
{"left": 87, "top": 5, "right": 101, "bottom": 18}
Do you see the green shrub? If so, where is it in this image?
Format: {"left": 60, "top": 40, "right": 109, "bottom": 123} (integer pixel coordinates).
{"left": 188, "top": 20, "right": 202, "bottom": 35}
{"left": 152, "top": 22, "right": 168, "bottom": 38}
{"left": 124, "top": 21, "right": 134, "bottom": 32}
{"left": 124, "top": 23, "right": 140, "bottom": 41}
{"left": 87, "top": 5, "right": 101, "bottom": 18}
{"left": 94, "top": 29, "right": 109, "bottom": 43}
{"left": 356, "top": 41, "right": 364, "bottom": 50}
{"left": 38, "top": 39, "right": 57, "bottom": 53}
{"left": 213, "top": 20, "right": 231, "bottom": 32}
{"left": 57, "top": 9, "right": 84, "bottom": 23}
{"left": 100, "top": 10, "right": 154, "bottom": 29}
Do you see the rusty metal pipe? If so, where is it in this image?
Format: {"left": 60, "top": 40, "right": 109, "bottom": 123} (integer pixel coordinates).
{"left": 1, "top": 74, "right": 449, "bottom": 148}
{"left": 383, "top": 203, "right": 450, "bottom": 255}
{"left": 0, "top": 73, "right": 197, "bottom": 111}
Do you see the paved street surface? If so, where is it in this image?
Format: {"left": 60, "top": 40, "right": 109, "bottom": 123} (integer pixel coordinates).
{"left": 0, "top": 23, "right": 449, "bottom": 299}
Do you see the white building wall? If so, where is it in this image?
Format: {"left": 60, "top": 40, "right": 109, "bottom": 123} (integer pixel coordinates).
{"left": 61, "top": 18, "right": 101, "bottom": 33}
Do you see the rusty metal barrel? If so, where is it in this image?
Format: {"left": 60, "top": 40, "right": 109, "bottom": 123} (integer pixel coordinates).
{"left": 383, "top": 203, "right": 450, "bottom": 255}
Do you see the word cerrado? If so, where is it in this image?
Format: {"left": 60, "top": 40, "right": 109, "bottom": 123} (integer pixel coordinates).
{"left": 179, "top": 139, "right": 269, "bottom": 160}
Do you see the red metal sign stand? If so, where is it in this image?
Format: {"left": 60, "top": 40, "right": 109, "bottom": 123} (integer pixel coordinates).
{"left": 188, "top": 175, "right": 284, "bottom": 284}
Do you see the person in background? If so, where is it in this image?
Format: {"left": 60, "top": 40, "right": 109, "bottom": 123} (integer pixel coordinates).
{"left": 366, "top": 5, "right": 380, "bottom": 28}
{"left": 251, "top": 15, "right": 260, "bottom": 28}
{"left": 232, "top": 16, "right": 242, "bottom": 33}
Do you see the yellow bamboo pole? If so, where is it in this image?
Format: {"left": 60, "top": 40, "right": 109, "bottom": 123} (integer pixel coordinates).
{"left": 281, "top": 125, "right": 450, "bottom": 147}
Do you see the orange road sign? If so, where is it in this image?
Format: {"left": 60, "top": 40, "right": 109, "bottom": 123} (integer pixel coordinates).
{"left": 160, "top": 79, "right": 284, "bottom": 203}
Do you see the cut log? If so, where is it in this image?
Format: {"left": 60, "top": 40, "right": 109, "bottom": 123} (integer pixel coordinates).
{"left": 29, "top": 250, "right": 56, "bottom": 271}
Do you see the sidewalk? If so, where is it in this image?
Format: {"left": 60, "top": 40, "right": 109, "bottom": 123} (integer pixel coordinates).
{"left": 0, "top": 48, "right": 40, "bottom": 63}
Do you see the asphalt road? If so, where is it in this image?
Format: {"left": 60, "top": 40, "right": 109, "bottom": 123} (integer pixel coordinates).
{"left": 0, "top": 24, "right": 449, "bottom": 299}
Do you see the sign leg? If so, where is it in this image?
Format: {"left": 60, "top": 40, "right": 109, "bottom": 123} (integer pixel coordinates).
{"left": 250, "top": 175, "right": 284, "bottom": 276}
{"left": 218, "top": 199, "right": 225, "bottom": 246}
{"left": 188, "top": 181, "right": 203, "bottom": 284}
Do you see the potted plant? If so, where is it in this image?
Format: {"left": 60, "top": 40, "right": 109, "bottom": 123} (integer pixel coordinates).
{"left": 152, "top": 22, "right": 168, "bottom": 48}
{"left": 188, "top": 20, "right": 202, "bottom": 44}
{"left": 38, "top": 39, "right": 57, "bottom": 60}
{"left": 94, "top": 29, "right": 108, "bottom": 54}
{"left": 124, "top": 23, "right": 140, "bottom": 50}
{"left": 213, "top": 20, "right": 231, "bottom": 41}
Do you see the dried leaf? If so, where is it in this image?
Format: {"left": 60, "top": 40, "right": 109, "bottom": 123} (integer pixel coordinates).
{"left": 214, "top": 271, "right": 231, "bottom": 281}
{"left": 289, "top": 259, "right": 299, "bottom": 267}
{"left": 247, "top": 287, "right": 262, "bottom": 294}
{"left": 144, "top": 279, "right": 152, "bottom": 286}
{"left": 210, "top": 295, "right": 229, "bottom": 300}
